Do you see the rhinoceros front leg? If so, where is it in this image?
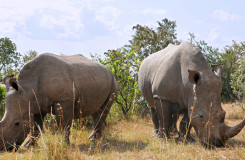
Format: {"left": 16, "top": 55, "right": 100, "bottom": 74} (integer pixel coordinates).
{"left": 54, "top": 102, "right": 73, "bottom": 145}
{"left": 169, "top": 113, "right": 179, "bottom": 134}
{"left": 150, "top": 106, "right": 159, "bottom": 136}
{"left": 179, "top": 112, "right": 195, "bottom": 142}
{"left": 24, "top": 113, "right": 46, "bottom": 148}
{"left": 154, "top": 98, "right": 171, "bottom": 139}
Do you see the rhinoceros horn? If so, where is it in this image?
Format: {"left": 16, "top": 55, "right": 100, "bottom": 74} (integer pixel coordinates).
{"left": 224, "top": 119, "right": 245, "bottom": 139}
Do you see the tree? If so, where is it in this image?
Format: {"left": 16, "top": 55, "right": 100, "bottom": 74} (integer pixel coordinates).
{"left": 128, "top": 18, "right": 180, "bottom": 61}
{"left": 23, "top": 50, "right": 38, "bottom": 63}
{"left": 92, "top": 48, "right": 141, "bottom": 117}
{"left": 0, "top": 37, "right": 21, "bottom": 81}
{"left": 231, "top": 53, "right": 245, "bottom": 102}
{"left": 223, "top": 41, "right": 245, "bottom": 102}
{"left": 0, "top": 37, "right": 21, "bottom": 118}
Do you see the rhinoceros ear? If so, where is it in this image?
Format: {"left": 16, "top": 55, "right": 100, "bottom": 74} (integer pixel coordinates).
{"left": 188, "top": 69, "right": 202, "bottom": 85}
{"left": 9, "top": 77, "right": 18, "bottom": 91}
{"left": 3, "top": 74, "right": 14, "bottom": 92}
{"left": 211, "top": 64, "right": 222, "bottom": 78}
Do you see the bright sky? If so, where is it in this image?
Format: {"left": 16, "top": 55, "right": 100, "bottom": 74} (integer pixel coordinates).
{"left": 1, "top": 0, "right": 244, "bottom": 57}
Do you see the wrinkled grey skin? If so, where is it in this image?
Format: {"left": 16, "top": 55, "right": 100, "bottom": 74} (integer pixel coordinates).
{"left": 139, "top": 42, "right": 245, "bottom": 148}
{"left": 0, "top": 53, "right": 118, "bottom": 151}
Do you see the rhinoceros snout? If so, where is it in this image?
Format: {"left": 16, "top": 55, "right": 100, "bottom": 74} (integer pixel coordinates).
{"left": 6, "top": 146, "right": 15, "bottom": 152}
{"left": 3, "top": 144, "right": 20, "bottom": 152}
{"left": 0, "top": 140, "right": 22, "bottom": 152}
{"left": 202, "top": 137, "right": 226, "bottom": 149}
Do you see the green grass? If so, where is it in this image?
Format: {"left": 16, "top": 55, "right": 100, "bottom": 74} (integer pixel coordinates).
{"left": 0, "top": 103, "right": 244, "bottom": 160}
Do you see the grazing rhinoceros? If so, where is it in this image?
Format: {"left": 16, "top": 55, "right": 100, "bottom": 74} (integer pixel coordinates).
{"left": 138, "top": 42, "right": 245, "bottom": 148}
{"left": 0, "top": 53, "right": 118, "bottom": 151}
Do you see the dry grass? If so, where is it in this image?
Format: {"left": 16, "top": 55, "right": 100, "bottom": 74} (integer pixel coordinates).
{"left": 224, "top": 103, "right": 245, "bottom": 120}
{"left": 0, "top": 103, "right": 244, "bottom": 160}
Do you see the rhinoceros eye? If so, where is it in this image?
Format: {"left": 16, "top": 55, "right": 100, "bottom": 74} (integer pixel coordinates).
{"left": 15, "top": 122, "right": 20, "bottom": 126}
{"left": 199, "top": 114, "right": 204, "bottom": 118}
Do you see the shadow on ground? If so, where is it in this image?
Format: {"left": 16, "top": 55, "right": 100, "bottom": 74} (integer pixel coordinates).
{"left": 226, "top": 138, "right": 245, "bottom": 148}
{"left": 74, "top": 138, "right": 149, "bottom": 154}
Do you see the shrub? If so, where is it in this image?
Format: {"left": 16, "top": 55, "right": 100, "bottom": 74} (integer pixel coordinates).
{"left": 0, "top": 85, "right": 6, "bottom": 118}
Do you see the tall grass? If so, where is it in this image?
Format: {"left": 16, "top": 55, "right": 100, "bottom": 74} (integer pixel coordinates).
{"left": 0, "top": 103, "right": 244, "bottom": 160}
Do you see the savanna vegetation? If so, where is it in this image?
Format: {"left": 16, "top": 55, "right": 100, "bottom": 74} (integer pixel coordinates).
{"left": 0, "top": 18, "right": 244, "bottom": 159}
{"left": 0, "top": 104, "right": 244, "bottom": 159}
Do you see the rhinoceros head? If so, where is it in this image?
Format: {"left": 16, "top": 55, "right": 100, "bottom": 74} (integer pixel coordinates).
{"left": 188, "top": 65, "right": 245, "bottom": 148}
{"left": 0, "top": 75, "right": 29, "bottom": 151}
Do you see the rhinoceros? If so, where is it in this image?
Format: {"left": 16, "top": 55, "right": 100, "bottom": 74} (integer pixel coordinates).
{"left": 138, "top": 42, "right": 245, "bottom": 147}
{"left": 0, "top": 53, "right": 118, "bottom": 151}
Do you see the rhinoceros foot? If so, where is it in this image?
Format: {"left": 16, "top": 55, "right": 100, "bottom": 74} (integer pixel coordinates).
{"left": 175, "top": 134, "right": 196, "bottom": 143}
{"left": 151, "top": 129, "right": 159, "bottom": 137}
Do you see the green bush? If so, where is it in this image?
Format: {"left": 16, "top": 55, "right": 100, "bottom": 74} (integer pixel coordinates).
{"left": 0, "top": 85, "right": 6, "bottom": 118}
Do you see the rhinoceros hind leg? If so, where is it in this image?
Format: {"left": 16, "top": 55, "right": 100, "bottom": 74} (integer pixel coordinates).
{"left": 89, "top": 112, "right": 102, "bottom": 141}
{"left": 89, "top": 104, "right": 111, "bottom": 141}
{"left": 154, "top": 98, "right": 171, "bottom": 139}
{"left": 89, "top": 93, "right": 115, "bottom": 141}
{"left": 24, "top": 113, "right": 46, "bottom": 148}
{"left": 150, "top": 106, "right": 159, "bottom": 137}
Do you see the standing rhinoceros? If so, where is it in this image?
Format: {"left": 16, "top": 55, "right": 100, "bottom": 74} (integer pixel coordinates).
{"left": 0, "top": 53, "right": 118, "bottom": 151}
{"left": 138, "top": 42, "right": 245, "bottom": 147}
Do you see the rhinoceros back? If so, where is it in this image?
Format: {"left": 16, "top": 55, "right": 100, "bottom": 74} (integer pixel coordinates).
{"left": 18, "top": 53, "right": 116, "bottom": 116}
{"left": 138, "top": 44, "right": 176, "bottom": 107}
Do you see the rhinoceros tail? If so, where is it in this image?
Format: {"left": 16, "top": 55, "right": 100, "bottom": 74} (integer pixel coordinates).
{"left": 101, "top": 76, "right": 118, "bottom": 112}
